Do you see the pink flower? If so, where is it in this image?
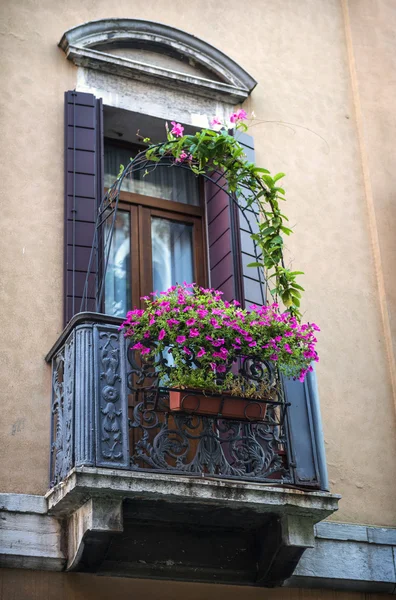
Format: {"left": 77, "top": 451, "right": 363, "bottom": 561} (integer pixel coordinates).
{"left": 212, "top": 338, "right": 225, "bottom": 347}
{"left": 140, "top": 346, "right": 150, "bottom": 355}
{"left": 216, "top": 364, "right": 226, "bottom": 373}
{"left": 210, "top": 318, "right": 221, "bottom": 329}
{"left": 132, "top": 342, "right": 144, "bottom": 350}
{"left": 143, "top": 331, "right": 150, "bottom": 339}
{"left": 170, "top": 121, "right": 184, "bottom": 137}
{"left": 186, "top": 317, "right": 196, "bottom": 326}
{"left": 197, "top": 347, "right": 206, "bottom": 358}
{"left": 158, "top": 329, "right": 166, "bottom": 341}
{"left": 189, "top": 328, "right": 200, "bottom": 337}
{"left": 197, "top": 309, "right": 208, "bottom": 319}
{"left": 284, "top": 343, "right": 293, "bottom": 354}
{"left": 176, "top": 335, "right": 186, "bottom": 344}
{"left": 269, "top": 353, "right": 279, "bottom": 361}
{"left": 183, "top": 346, "right": 192, "bottom": 355}
{"left": 230, "top": 109, "right": 248, "bottom": 123}
{"left": 175, "top": 150, "right": 188, "bottom": 163}
{"left": 166, "top": 318, "right": 179, "bottom": 327}
{"left": 149, "top": 317, "right": 156, "bottom": 326}
{"left": 210, "top": 116, "right": 222, "bottom": 127}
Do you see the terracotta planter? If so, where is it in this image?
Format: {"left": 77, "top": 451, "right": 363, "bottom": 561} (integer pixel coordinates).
{"left": 169, "top": 390, "right": 267, "bottom": 421}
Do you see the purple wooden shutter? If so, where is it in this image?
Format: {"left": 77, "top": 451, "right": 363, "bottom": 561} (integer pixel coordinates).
{"left": 64, "top": 91, "right": 103, "bottom": 324}
{"left": 205, "top": 176, "right": 243, "bottom": 302}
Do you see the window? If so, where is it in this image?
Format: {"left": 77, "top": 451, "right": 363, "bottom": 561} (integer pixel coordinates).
{"left": 103, "top": 140, "right": 208, "bottom": 316}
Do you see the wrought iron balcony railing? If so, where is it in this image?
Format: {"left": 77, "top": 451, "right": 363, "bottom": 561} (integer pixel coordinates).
{"left": 46, "top": 312, "right": 327, "bottom": 491}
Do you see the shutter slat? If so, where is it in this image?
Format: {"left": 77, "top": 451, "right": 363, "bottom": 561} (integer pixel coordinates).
{"left": 64, "top": 91, "right": 103, "bottom": 324}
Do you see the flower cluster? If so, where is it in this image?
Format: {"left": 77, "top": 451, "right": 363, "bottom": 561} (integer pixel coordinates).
{"left": 121, "top": 284, "right": 319, "bottom": 392}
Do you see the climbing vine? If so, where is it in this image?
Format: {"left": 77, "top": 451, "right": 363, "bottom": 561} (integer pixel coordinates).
{"left": 139, "top": 110, "right": 305, "bottom": 319}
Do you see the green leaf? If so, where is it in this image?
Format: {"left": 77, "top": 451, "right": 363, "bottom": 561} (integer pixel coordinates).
{"left": 246, "top": 262, "right": 263, "bottom": 268}
{"left": 273, "top": 172, "right": 286, "bottom": 182}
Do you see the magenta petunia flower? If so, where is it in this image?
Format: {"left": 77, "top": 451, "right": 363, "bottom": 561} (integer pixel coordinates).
{"left": 186, "top": 317, "right": 196, "bottom": 326}
{"left": 176, "top": 335, "right": 186, "bottom": 344}
{"left": 158, "top": 329, "right": 166, "bottom": 341}
{"left": 189, "top": 328, "right": 200, "bottom": 337}
{"left": 197, "top": 347, "right": 206, "bottom": 358}
{"left": 170, "top": 121, "right": 184, "bottom": 137}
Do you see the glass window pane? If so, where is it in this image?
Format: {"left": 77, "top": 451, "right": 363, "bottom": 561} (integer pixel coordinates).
{"left": 151, "top": 217, "right": 194, "bottom": 293}
{"left": 104, "top": 141, "right": 200, "bottom": 206}
{"left": 104, "top": 211, "right": 131, "bottom": 317}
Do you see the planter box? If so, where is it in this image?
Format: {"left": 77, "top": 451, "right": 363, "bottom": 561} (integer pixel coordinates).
{"left": 169, "top": 390, "right": 267, "bottom": 421}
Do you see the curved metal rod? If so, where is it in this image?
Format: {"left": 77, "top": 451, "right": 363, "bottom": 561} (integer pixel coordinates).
{"left": 81, "top": 147, "right": 270, "bottom": 312}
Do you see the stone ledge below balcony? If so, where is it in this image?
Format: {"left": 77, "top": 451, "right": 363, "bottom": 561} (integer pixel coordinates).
{"left": 46, "top": 466, "right": 339, "bottom": 519}
{"left": 45, "top": 467, "right": 339, "bottom": 587}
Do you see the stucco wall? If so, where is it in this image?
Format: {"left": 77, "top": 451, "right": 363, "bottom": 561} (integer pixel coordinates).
{"left": 0, "top": 569, "right": 393, "bottom": 600}
{"left": 0, "top": 0, "right": 395, "bottom": 526}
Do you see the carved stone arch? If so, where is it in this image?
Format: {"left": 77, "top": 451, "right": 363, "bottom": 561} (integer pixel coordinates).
{"left": 59, "top": 19, "right": 257, "bottom": 102}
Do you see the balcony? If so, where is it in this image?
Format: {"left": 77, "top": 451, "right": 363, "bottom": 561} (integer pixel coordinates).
{"left": 45, "top": 313, "right": 339, "bottom": 586}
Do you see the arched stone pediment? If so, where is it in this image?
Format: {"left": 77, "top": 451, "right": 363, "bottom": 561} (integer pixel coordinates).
{"left": 59, "top": 19, "right": 257, "bottom": 103}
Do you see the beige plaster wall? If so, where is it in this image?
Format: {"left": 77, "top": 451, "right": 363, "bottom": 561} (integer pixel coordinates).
{"left": 0, "top": 0, "right": 395, "bottom": 526}
{"left": 0, "top": 569, "right": 393, "bottom": 600}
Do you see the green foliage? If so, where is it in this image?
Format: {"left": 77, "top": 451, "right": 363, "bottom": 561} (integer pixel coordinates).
{"left": 141, "top": 118, "right": 305, "bottom": 319}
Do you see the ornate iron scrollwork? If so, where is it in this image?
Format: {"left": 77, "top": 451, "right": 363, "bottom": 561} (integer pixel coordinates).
{"left": 127, "top": 346, "right": 292, "bottom": 484}
{"left": 50, "top": 334, "right": 74, "bottom": 486}
{"left": 98, "top": 331, "right": 124, "bottom": 461}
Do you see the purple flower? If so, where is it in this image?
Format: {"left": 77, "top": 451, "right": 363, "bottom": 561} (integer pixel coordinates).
{"left": 149, "top": 317, "right": 156, "bottom": 326}
{"left": 132, "top": 342, "right": 144, "bottom": 350}
{"left": 140, "top": 347, "right": 150, "bottom": 355}
{"left": 183, "top": 346, "right": 192, "bottom": 355}
{"left": 189, "top": 328, "right": 200, "bottom": 337}
{"left": 186, "top": 317, "right": 196, "bottom": 326}
{"left": 284, "top": 343, "right": 293, "bottom": 354}
{"left": 158, "top": 329, "right": 166, "bottom": 341}
{"left": 166, "top": 318, "right": 179, "bottom": 327}
{"left": 197, "top": 347, "right": 206, "bottom": 358}
{"left": 170, "top": 121, "right": 184, "bottom": 137}
{"left": 212, "top": 338, "right": 225, "bottom": 347}
{"left": 176, "top": 335, "right": 186, "bottom": 344}
{"left": 230, "top": 109, "right": 248, "bottom": 123}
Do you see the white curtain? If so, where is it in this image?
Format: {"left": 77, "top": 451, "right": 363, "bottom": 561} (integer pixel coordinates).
{"left": 104, "top": 143, "right": 200, "bottom": 206}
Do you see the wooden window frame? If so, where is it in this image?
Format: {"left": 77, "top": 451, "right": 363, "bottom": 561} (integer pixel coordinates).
{"left": 108, "top": 190, "right": 208, "bottom": 310}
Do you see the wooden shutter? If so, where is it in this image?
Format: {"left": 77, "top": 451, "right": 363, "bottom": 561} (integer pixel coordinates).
{"left": 64, "top": 91, "right": 103, "bottom": 325}
{"left": 205, "top": 177, "right": 242, "bottom": 302}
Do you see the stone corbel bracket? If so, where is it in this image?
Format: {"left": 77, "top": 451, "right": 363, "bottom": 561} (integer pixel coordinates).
{"left": 46, "top": 466, "right": 340, "bottom": 585}
{"left": 59, "top": 19, "right": 257, "bottom": 103}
